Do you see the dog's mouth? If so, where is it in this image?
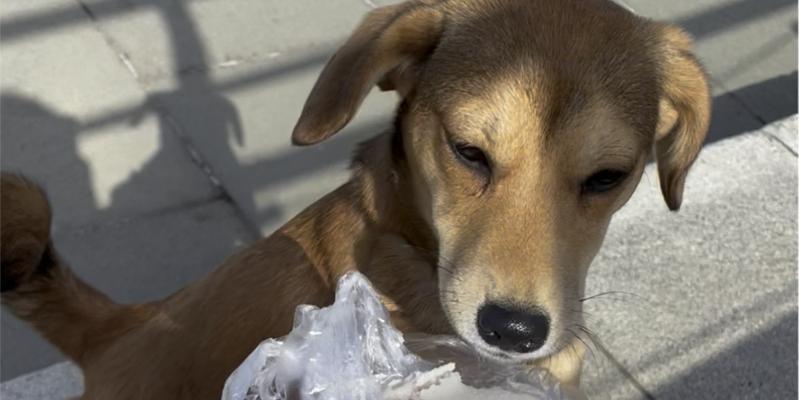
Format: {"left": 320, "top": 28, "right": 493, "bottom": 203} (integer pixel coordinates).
{"left": 475, "top": 347, "right": 513, "bottom": 361}
{"left": 447, "top": 323, "right": 560, "bottom": 366}
{"left": 467, "top": 337, "right": 556, "bottom": 364}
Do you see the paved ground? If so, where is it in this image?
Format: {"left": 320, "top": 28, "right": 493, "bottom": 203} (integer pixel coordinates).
{"left": 0, "top": 0, "right": 796, "bottom": 398}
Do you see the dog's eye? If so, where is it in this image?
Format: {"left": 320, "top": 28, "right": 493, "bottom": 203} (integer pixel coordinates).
{"left": 452, "top": 143, "right": 491, "bottom": 176}
{"left": 582, "top": 169, "right": 628, "bottom": 194}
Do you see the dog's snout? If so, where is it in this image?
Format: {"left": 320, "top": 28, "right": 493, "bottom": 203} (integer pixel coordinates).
{"left": 477, "top": 303, "right": 549, "bottom": 353}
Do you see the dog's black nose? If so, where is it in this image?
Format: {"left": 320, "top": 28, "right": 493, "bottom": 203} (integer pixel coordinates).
{"left": 477, "top": 303, "right": 549, "bottom": 353}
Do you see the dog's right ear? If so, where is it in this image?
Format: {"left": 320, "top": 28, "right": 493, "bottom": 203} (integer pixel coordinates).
{"left": 653, "top": 25, "right": 711, "bottom": 211}
{"left": 292, "top": 3, "right": 444, "bottom": 146}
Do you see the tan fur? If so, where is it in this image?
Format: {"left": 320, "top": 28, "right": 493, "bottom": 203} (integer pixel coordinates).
{"left": 1, "top": 1, "right": 710, "bottom": 398}
{"left": 653, "top": 24, "right": 711, "bottom": 210}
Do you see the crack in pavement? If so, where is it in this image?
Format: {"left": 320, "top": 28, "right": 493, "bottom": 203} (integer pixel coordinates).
{"left": 709, "top": 76, "right": 798, "bottom": 158}
{"left": 72, "top": 0, "right": 263, "bottom": 240}
{"left": 594, "top": 340, "right": 657, "bottom": 400}
{"left": 764, "top": 132, "right": 798, "bottom": 157}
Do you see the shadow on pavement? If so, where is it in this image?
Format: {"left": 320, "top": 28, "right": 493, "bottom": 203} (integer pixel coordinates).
{"left": 676, "top": 0, "right": 796, "bottom": 41}
{"left": 654, "top": 312, "right": 797, "bottom": 399}
{"left": 0, "top": 95, "right": 95, "bottom": 222}
{"left": 109, "top": 0, "right": 262, "bottom": 233}
{"left": 707, "top": 71, "right": 798, "bottom": 144}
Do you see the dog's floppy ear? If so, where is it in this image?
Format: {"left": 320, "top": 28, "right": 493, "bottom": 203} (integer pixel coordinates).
{"left": 653, "top": 25, "right": 711, "bottom": 211}
{"left": 292, "top": 3, "right": 444, "bottom": 146}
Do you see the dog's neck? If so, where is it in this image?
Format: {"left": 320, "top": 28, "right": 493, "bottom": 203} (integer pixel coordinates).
{"left": 278, "top": 130, "right": 433, "bottom": 270}
{"left": 275, "top": 122, "right": 449, "bottom": 333}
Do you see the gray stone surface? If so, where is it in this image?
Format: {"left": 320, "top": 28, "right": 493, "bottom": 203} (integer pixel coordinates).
{"left": 143, "top": 57, "right": 397, "bottom": 235}
{"left": 580, "top": 116, "right": 798, "bottom": 399}
{"left": 0, "top": 362, "right": 82, "bottom": 400}
{"left": 0, "top": 0, "right": 218, "bottom": 227}
{"left": 72, "top": 0, "right": 399, "bottom": 234}
{"left": 0, "top": 0, "right": 255, "bottom": 381}
{"left": 619, "top": 0, "right": 797, "bottom": 126}
{"left": 763, "top": 116, "right": 799, "bottom": 155}
{"left": 75, "top": 0, "right": 376, "bottom": 84}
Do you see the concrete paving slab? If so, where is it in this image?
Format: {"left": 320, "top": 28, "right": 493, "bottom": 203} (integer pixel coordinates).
{"left": 706, "top": 89, "right": 764, "bottom": 144}
{"left": 580, "top": 116, "right": 798, "bottom": 399}
{"left": 0, "top": 362, "right": 82, "bottom": 400}
{"left": 72, "top": 0, "right": 399, "bottom": 235}
{"left": 78, "top": 0, "right": 374, "bottom": 84}
{"left": 146, "top": 56, "right": 397, "bottom": 235}
{"left": 0, "top": 0, "right": 218, "bottom": 227}
{"left": 619, "top": 0, "right": 798, "bottom": 124}
{"left": 0, "top": 199, "right": 254, "bottom": 380}
{"left": 763, "top": 115, "right": 798, "bottom": 155}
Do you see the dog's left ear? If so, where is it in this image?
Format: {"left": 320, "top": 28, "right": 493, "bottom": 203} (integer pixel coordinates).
{"left": 653, "top": 25, "right": 711, "bottom": 211}
{"left": 292, "top": 3, "right": 444, "bottom": 146}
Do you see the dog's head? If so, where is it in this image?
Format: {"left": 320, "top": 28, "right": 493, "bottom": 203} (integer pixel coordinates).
{"left": 292, "top": 0, "right": 710, "bottom": 363}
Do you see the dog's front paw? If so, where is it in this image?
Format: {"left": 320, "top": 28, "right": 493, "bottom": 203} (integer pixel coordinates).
{"left": 1, "top": 173, "right": 53, "bottom": 292}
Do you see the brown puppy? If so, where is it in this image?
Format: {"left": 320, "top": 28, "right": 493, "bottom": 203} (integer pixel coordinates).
{"left": 1, "top": 0, "right": 710, "bottom": 398}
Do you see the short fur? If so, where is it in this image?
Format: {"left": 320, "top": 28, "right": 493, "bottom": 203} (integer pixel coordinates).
{"left": 1, "top": 0, "right": 710, "bottom": 398}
